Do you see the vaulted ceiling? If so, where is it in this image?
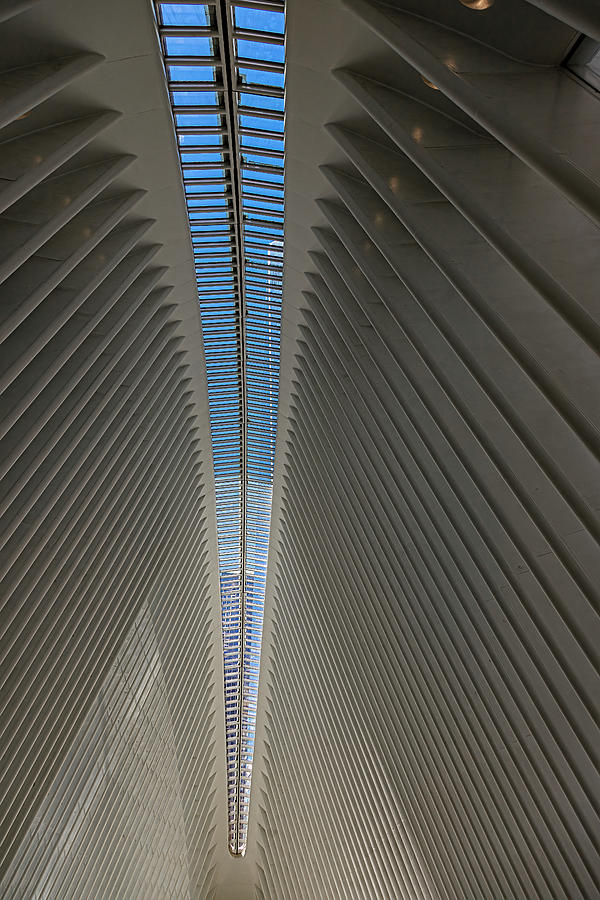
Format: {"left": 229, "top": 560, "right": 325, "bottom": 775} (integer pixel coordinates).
{"left": 0, "top": 0, "right": 599, "bottom": 897}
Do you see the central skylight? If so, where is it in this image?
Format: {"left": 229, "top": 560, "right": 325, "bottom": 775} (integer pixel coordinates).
{"left": 153, "top": 0, "right": 284, "bottom": 857}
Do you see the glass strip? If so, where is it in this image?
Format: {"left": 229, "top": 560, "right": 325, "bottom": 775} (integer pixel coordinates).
{"left": 154, "top": 0, "right": 284, "bottom": 857}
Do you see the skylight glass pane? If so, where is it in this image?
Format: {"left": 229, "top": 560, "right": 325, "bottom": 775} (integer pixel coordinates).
{"left": 184, "top": 167, "right": 226, "bottom": 178}
{"left": 243, "top": 185, "right": 283, "bottom": 200}
{"left": 168, "top": 64, "right": 216, "bottom": 81}
{"left": 189, "top": 199, "right": 228, "bottom": 209}
{"left": 242, "top": 165, "right": 284, "bottom": 181}
{"left": 240, "top": 114, "right": 284, "bottom": 132}
{"left": 165, "top": 35, "right": 214, "bottom": 56}
{"left": 181, "top": 151, "right": 224, "bottom": 163}
{"left": 154, "top": 0, "right": 284, "bottom": 861}
{"left": 192, "top": 233, "right": 231, "bottom": 243}
{"left": 172, "top": 90, "right": 219, "bottom": 105}
{"left": 239, "top": 66, "right": 284, "bottom": 89}
{"left": 236, "top": 38, "right": 284, "bottom": 64}
{"left": 242, "top": 151, "right": 283, "bottom": 167}
{"left": 234, "top": 7, "right": 284, "bottom": 34}
{"left": 186, "top": 182, "right": 227, "bottom": 193}
{"left": 160, "top": 2, "right": 210, "bottom": 26}
{"left": 240, "top": 133, "right": 283, "bottom": 151}
{"left": 189, "top": 218, "right": 230, "bottom": 228}
{"left": 239, "top": 92, "right": 284, "bottom": 112}
{"left": 176, "top": 113, "right": 221, "bottom": 126}
{"left": 179, "top": 133, "right": 222, "bottom": 146}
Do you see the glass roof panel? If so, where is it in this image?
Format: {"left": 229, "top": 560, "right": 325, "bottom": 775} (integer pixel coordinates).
{"left": 176, "top": 113, "right": 222, "bottom": 126}
{"left": 239, "top": 66, "right": 284, "bottom": 88}
{"left": 181, "top": 151, "right": 224, "bottom": 163}
{"left": 239, "top": 91, "right": 284, "bottom": 112}
{"left": 240, "top": 133, "right": 283, "bottom": 151}
{"left": 172, "top": 89, "right": 219, "bottom": 105}
{"left": 236, "top": 38, "right": 284, "bottom": 64}
{"left": 243, "top": 186, "right": 283, "bottom": 200}
{"left": 179, "top": 133, "right": 222, "bottom": 146}
{"left": 168, "top": 63, "right": 216, "bottom": 81}
{"left": 234, "top": 6, "right": 284, "bottom": 34}
{"left": 240, "top": 114, "right": 284, "bottom": 132}
{"left": 160, "top": 3, "right": 210, "bottom": 26}
{"left": 243, "top": 165, "right": 283, "bottom": 180}
{"left": 242, "top": 151, "right": 283, "bottom": 167}
{"left": 164, "top": 35, "right": 214, "bottom": 56}
{"left": 187, "top": 183, "right": 228, "bottom": 193}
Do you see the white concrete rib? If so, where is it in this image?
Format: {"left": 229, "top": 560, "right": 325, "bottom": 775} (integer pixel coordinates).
{"left": 251, "top": 0, "right": 600, "bottom": 897}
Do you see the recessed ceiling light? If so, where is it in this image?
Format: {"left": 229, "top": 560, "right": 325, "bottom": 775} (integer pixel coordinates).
{"left": 459, "top": 0, "right": 495, "bottom": 9}
{"left": 460, "top": 0, "right": 494, "bottom": 10}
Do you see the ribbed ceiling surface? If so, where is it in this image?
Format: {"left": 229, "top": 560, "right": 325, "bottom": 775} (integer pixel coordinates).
{"left": 250, "top": 0, "right": 600, "bottom": 897}
{"left": 1, "top": 0, "right": 600, "bottom": 897}
{"left": 0, "top": 0, "right": 224, "bottom": 895}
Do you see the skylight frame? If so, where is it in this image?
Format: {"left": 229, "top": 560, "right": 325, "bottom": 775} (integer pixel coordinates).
{"left": 153, "top": 0, "right": 284, "bottom": 858}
